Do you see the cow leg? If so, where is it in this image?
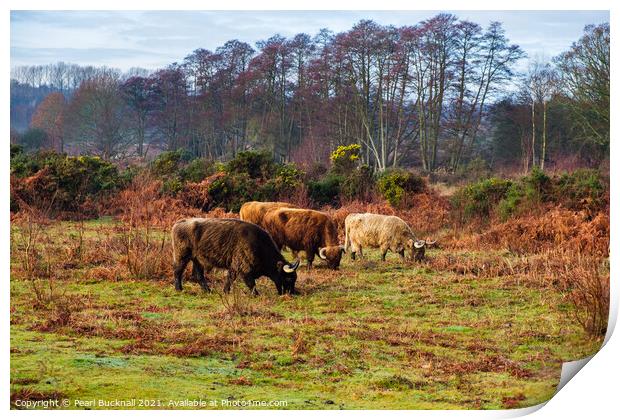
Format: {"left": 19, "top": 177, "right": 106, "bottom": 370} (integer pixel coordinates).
{"left": 350, "top": 242, "right": 360, "bottom": 260}
{"left": 242, "top": 275, "right": 259, "bottom": 296}
{"left": 306, "top": 250, "right": 315, "bottom": 270}
{"left": 191, "top": 260, "right": 200, "bottom": 282}
{"left": 223, "top": 270, "right": 236, "bottom": 294}
{"left": 357, "top": 246, "right": 364, "bottom": 260}
{"left": 398, "top": 249, "right": 406, "bottom": 262}
{"left": 173, "top": 251, "right": 191, "bottom": 291}
{"left": 192, "top": 258, "right": 210, "bottom": 292}
{"left": 380, "top": 246, "right": 388, "bottom": 262}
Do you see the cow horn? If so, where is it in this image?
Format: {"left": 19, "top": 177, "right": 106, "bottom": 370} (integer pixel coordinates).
{"left": 319, "top": 247, "right": 327, "bottom": 259}
{"left": 414, "top": 240, "right": 426, "bottom": 249}
{"left": 283, "top": 260, "right": 300, "bottom": 273}
{"left": 426, "top": 239, "right": 437, "bottom": 246}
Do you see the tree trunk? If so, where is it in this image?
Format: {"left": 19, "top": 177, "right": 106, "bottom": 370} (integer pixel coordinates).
{"left": 541, "top": 100, "right": 547, "bottom": 170}
{"left": 137, "top": 116, "right": 145, "bottom": 157}
{"left": 531, "top": 100, "right": 536, "bottom": 169}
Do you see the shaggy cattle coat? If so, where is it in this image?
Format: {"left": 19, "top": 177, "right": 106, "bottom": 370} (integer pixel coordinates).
{"left": 262, "top": 208, "right": 343, "bottom": 269}
{"left": 171, "top": 218, "right": 298, "bottom": 294}
{"left": 239, "top": 201, "right": 297, "bottom": 228}
{"left": 344, "top": 213, "right": 425, "bottom": 261}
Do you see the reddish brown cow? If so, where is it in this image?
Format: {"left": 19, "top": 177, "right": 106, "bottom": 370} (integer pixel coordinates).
{"left": 262, "top": 208, "right": 344, "bottom": 270}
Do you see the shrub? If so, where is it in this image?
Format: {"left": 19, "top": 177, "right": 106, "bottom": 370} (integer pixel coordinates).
{"left": 569, "top": 259, "right": 609, "bottom": 336}
{"left": 305, "top": 162, "right": 329, "bottom": 180}
{"left": 260, "top": 164, "right": 305, "bottom": 199}
{"left": 307, "top": 174, "right": 343, "bottom": 206}
{"left": 179, "top": 158, "right": 213, "bottom": 183}
{"left": 40, "top": 155, "right": 123, "bottom": 204}
{"left": 150, "top": 151, "right": 215, "bottom": 195}
{"left": 180, "top": 168, "right": 304, "bottom": 213}
{"left": 448, "top": 168, "right": 605, "bottom": 224}
{"left": 150, "top": 149, "right": 192, "bottom": 178}
{"left": 207, "top": 172, "right": 258, "bottom": 212}
{"left": 11, "top": 144, "right": 24, "bottom": 159}
{"left": 226, "top": 150, "right": 275, "bottom": 180}
{"left": 497, "top": 184, "right": 524, "bottom": 221}
{"left": 11, "top": 151, "right": 125, "bottom": 217}
{"left": 523, "top": 167, "right": 553, "bottom": 202}
{"left": 10, "top": 148, "right": 55, "bottom": 178}
{"left": 151, "top": 150, "right": 303, "bottom": 211}
{"left": 451, "top": 177, "right": 513, "bottom": 222}
{"left": 330, "top": 143, "right": 361, "bottom": 175}
{"left": 340, "top": 165, "right": 376, "bottom": 202}
{"left": 497, "top": 168, "right": 551, "bottom": 220}
{"left": 555, "top": 169, "right": 605, "bottom": 211}
{"left": 376, "top": 169, "right": 426, "bottom": 207}
{"left": 161, "top": 177, "right": 185, "bottom": 195}
{"left": 118, "top": 165, "right": 141, "bottom": 187}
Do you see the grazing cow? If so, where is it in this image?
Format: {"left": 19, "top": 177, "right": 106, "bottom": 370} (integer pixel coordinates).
{"left": 239, "top": 201, "right": 298, "bottom": 228}
{"left": 171, "top": 218, "right": 300, "bottom": 295}
{"left": 240, "top": 201, "right": 301, "bottom": 258}
{"left": 262, "top": 208, "right": 344, "bottom": 269}
{"left": 344, "top": 213, "right": 435, "bottom": 262}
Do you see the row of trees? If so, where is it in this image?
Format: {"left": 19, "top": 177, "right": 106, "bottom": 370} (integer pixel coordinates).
{"left": 10, "top": 64, "right": 149, "bottom": 132}
{"left": 11, "top": 16, "right": 610, "bottom": 173}
{"left": 490, "top": 23, "right": 609, "bottom": 171}
{"left": 10, "top": 62, "right": 150, "bottom": 94}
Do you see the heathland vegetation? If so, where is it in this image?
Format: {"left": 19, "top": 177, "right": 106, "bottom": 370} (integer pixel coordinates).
{"left": 10, "top": 143, "right": 610, "bottom": 409}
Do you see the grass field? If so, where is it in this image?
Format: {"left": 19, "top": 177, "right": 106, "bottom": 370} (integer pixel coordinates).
{"left": 10, "top": 218, "right": 603, "bottom": 410}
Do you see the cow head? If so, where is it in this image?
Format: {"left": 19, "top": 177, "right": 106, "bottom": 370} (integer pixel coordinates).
{"left": 407, "top": 239, "right": 429, "bottom": 261}
{"left": 319, "top": 246, "right": 345, "bottom": 269}
{"left": 276, "top": 259, "right": 300, "bottom": 294}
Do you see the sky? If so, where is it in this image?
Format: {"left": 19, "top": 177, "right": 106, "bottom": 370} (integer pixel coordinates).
{"left": 10, "top": 10, "right": 610, "bottom": 72}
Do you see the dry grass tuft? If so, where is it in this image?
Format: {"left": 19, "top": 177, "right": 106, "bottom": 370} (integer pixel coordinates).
{"left": 568, "top": 262, "right": 610, "bottom": 336}
{"left": 291, "top": 332, "right": 308, "bottom": 356}
{"left": 109, "top": 175, "right": 202, "bottom": 229}
{"left": 228, "top": 376, "right": 253, "bottom": 386}
{"left": 445, "top": 208, "right": 609, "bottom": 256}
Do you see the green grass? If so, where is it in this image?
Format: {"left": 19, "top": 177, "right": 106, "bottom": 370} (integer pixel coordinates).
{"left": 10, "top": 219, "right": 603, "bottom": 410}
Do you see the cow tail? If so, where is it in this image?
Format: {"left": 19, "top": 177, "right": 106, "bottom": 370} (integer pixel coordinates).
{"left": 344, "top": 221, "right": 350, "bottom": 253}
{"left": 171, "top": 228, "right": 178, "bottom": 264}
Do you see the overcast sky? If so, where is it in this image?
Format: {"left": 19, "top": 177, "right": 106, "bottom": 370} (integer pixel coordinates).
{"left": 11, "top": 10, "right": 610, "bottom": 72}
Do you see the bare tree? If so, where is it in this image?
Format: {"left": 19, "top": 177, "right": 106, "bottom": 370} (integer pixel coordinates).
{"left": 524, "top": 59, "right": 558, "bottom": 169}
{"left": 555, "top": 23, "right": 609, "bottom": 148}
{"left": 65, "top": 71, "right": 130, "bottom": 159}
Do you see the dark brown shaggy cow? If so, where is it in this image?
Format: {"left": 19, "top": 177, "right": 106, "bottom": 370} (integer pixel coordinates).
{"left": 171, "top": 218, "right": 300, "bottom": 295}
{"left": 262, "top": 208, "right": 344, "bottom": 270}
